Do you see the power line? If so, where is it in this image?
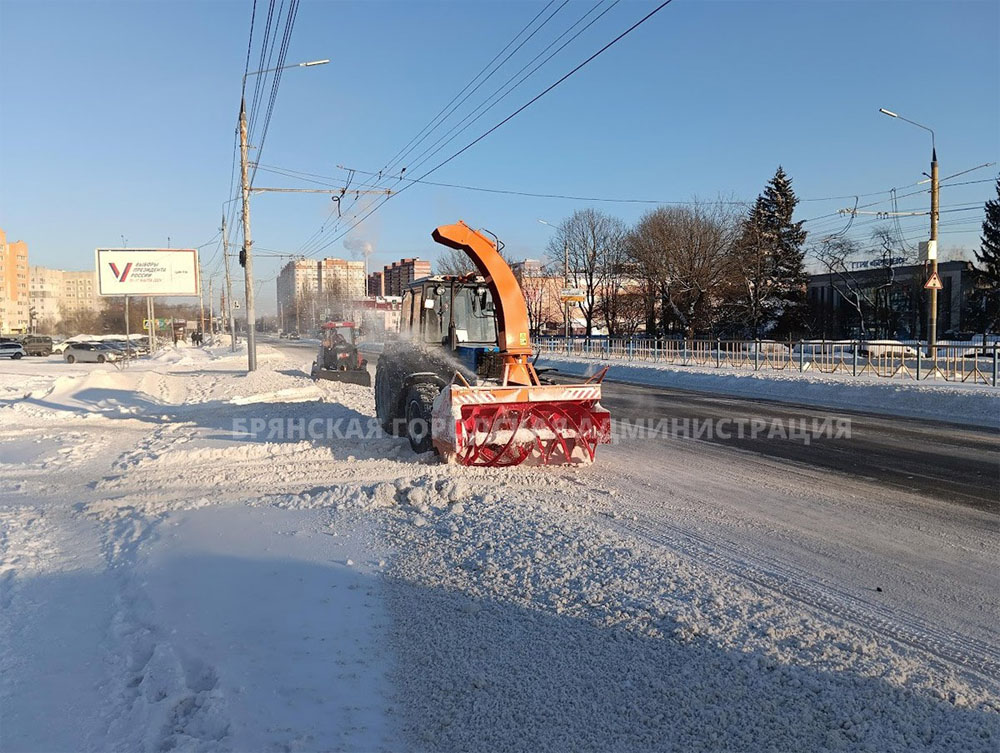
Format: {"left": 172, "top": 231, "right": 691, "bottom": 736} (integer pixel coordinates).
{"left": 308, "top": 0, "right": 623, "bottom": 249}
{"left": 306, "top": 0, "right": 676, "bottom": 257}
{"left": 256, "top": 162, "right": 751, "bottom": 205}
{"left": 376, "top": 0, "right": 564, "bottom": 181}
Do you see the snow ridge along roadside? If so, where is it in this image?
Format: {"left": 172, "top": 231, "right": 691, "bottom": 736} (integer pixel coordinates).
{"left": 539, "top": 355, "right": 1000, "bottom": 429}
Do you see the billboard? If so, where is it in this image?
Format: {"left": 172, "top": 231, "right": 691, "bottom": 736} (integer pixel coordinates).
{"left": 96, "top": 248, "right": 199, "bottom": 296}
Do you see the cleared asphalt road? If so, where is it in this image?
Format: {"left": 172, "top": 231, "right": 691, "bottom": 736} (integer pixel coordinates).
{"left": 552, "top": 371, "right": 999, "bottom": 513}
{"left": 267, "top": 338, "right": 998, "bottom": 512}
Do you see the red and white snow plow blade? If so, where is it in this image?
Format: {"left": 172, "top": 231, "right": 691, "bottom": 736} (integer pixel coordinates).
{"left": 431, "top": 379, "right": 611, "bottom": 467}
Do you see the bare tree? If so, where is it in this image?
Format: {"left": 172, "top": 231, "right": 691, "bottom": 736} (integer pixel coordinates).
{"left": 814, "top": 228, "right": 915, "bottom": 338}
{"left": 628, "top": 203, "right": 741, "bottom": 338}
{"left": 436, "top": 246, "right": 477, "bottom": 276}
{"left": 546, "top": 209, "right": 628, "bottom": 337}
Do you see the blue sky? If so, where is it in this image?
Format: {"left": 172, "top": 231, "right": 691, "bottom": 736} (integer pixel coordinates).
{"left": 1, "top": 0, "right": 997, "bottom": 313}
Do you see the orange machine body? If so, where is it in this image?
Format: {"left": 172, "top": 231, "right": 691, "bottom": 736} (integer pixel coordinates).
{"left": 431, "top": 221, "right": 538, "bottom": 387}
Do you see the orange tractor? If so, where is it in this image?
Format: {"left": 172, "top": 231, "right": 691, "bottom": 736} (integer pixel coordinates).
{"left": 374, "top": 221, "right": 611, "bottom": 466}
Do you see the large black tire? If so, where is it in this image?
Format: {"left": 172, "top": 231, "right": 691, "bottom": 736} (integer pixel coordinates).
{"left": 66, "top": 354, "right": 76, "bottom": 364}
{"left": 12, "top": 353, "right": 22, "bottom": 360}
{"left": 374, "top": 360, "right": 399, "bottom": 435}
{"left": 404, "top": 383, "right": 439, "bottom": 455}
{"left": 97, "top": 354, "right": 106, "bottom": 364}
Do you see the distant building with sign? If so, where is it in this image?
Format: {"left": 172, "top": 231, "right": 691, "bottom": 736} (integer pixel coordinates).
{"left": 806, "top": 260, "right": 978, "bottom": 339}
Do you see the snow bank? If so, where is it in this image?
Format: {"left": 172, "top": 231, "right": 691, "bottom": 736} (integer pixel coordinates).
{"left": 539, "top": 355, "right": 1000, "bottom": 429}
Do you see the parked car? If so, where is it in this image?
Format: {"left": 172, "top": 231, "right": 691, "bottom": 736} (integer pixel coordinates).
{"left": 64, "top": 342, "right": 121, "bottom": 364}
{"left": 0, "top": 342, "right": 26, "bottom": 360}
{"left": 287, "top": 331, "right": 300, "bottom": 340}
{"left": 20, "top": 335, "right": 54, "bottom": 356}
{"left": 856, "top": 340, "right": 919, "bottom": 358}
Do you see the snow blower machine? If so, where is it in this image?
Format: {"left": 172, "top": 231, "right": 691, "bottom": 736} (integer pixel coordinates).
{"left": 310, "top": 321, "right": 371, "bottom": 387}
{"left": 374, "top": 221, "right": 611, "bottom": 466}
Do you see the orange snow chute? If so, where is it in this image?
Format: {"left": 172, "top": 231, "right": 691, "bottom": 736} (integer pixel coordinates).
{"left": 429, "top": 221, "right": 611, "bottom": 466}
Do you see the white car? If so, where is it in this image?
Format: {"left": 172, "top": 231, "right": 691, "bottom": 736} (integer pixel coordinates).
{"left": 63, "top": 342, "right": 121, "bottom": 364}
{"left": 857, "top": 340, "right": 919, "bottom": 358}
{"left": 0, "top": 342, "right": 26, "bottom": 360}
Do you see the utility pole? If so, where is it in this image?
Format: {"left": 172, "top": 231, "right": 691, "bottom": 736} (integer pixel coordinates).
{"left": 929, "top": 149, "right": 939, "bottom": 348}
{"left": 197, "top": 257, "right": 206, "bottom": 336}
{"left": 124, "top": 295, "right": 131, "bottom": 358}
{"left": 221, "top": 213, "right": 237, "bottom": 352}
{"left": 879, "top": 108, "right": 939, "bottom": 348}
{"left": 208, "top": 279, "right": 215, "bottom": 338}
{"left": 239, "top": 99, "right": 257, "bottom": 371}
{"left": 147, "top": 297, "right": 156, "bottom": 352}
{"left": 563, "top": 238, "right": 570, "bottom": 340}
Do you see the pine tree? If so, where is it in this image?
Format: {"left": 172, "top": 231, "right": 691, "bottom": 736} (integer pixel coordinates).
{"left": 730, "top": 166, "right": 808, "bottom": 337}
{"left": 972, "top": 176, "right": 1000, "bottom": 332}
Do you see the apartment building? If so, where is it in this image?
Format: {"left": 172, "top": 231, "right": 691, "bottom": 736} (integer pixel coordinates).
{"left": 0, "top": 228, "right": 30, "bottom": 333}
{"left": 317, "top": 258, "right": 365, "bottom": 302}
{"left": 367, "top": 270, "right": 385, "bottom": 297}
{"left": 276, "top": 259, "right": 320, "bottom": 332}
{"left": 382, "top": 257, "right": 431, "bottom": 297}
{"left": 29, "top": 266, "right": 101, "bottom": 328}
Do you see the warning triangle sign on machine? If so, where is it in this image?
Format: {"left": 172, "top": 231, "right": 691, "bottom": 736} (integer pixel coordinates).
{"left": 924, "top": 272, "right": 943, "bottom": 290}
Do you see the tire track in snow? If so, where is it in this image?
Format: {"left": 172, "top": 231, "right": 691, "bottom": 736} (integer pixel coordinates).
{"left": 604, "top": 506, "right": 1000, "bottom": 688}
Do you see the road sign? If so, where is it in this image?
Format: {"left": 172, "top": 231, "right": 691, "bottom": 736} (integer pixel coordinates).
{"left": 560, "top": 287, "right": 586, "bottom": 302}
{"left": 143, "top": 318, "right": 170, "bottom": 329}
{"left": 96, "top": 248, "right": 199, "bottom": 296}
{"left": 924, "top": 272, "right": 943, "bottom": 290}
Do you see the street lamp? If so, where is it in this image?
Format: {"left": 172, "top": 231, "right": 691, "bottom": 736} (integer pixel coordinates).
{"left": 879, "top": 107, "right": 939, "bottom": 348}
{"left": 538, "top": 219, "right": 571, "bottom": 340}
{"left": 238, "top": 59, "right": 329, "bottom": 371}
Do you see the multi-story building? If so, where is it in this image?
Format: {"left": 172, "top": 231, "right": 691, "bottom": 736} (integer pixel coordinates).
{"left": 317, "top": 258, "right": 365, "bottom": 303}
{"left": 276, "top": 259, "right": 320, "bottom": 332}
{"left": 367, "top": 271, "right": 385, "bottom": 297}
{"left": 383, "top": 258, "right": 431, "bottom": 297}
{"left": 0, "top": 229, "right": 30, "bottom": 334}
{"left": 28, "top": 266, "right": 101, "bottom": 330}
{"left": 28, "top": 265, "right": 63, "bottom": 324}
{"left": 61, "top": 270, "right": 99, "bottom": 314}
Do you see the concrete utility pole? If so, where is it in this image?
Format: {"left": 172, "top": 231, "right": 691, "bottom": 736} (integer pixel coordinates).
{"left": 208, "top": 279, "right": 215, "bottom": 338}
{"left": 238, "top": 99, "right": 257, "bottom": 371}
{"left": 221, "top": 213, "right": 237, "bottom": 352}
{"left": 197, "top": 257, "right": 206, "bottom": 336}
{"left": 929, "top": 151, "right": 939, "bottom": 347}
{"left": 879, "top": 108, "right": 939, "bottom": 347}
{"left": 563, "top": 238, "right": 570, "bottom": 340}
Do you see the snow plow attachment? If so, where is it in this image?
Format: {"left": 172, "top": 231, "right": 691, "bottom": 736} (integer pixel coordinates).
{"left": 312, "top": 366, "right": 372, "bottom": 387}
{"left": 431, "top": 369, "right": 611, "bottom": 467}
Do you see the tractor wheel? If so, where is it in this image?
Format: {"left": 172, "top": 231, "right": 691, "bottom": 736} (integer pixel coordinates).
{"left": 404, "top": 383, "right": 439, "bottom": 455}
{"left": 374, "top": 360, "right": 399, "bottom": 435}
{"left": 66, "top": 355, "right": 76, "bottom": 364}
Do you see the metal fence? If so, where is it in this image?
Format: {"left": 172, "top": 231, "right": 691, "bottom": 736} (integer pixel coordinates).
{"left": 534, "top": 338, "right": 1000, "bottom": 386}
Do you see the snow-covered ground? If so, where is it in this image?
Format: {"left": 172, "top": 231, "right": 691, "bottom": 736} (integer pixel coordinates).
{"left": 1, "top": 345, "right": 997, "bottom": 751}
{"left": 538, "top": 354, "right": 1000, "bottom": 429}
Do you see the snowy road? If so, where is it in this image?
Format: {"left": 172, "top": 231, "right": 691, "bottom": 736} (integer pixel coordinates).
{"left": 1, "top": 343, "right": 998, "bottom": 751}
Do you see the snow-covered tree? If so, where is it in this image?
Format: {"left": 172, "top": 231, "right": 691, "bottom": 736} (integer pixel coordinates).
{"left": 728, "top": 167, "right": 808, "bottom": 338}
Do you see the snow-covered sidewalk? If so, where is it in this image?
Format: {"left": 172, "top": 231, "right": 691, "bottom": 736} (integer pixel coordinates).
{"left": 1, "top": 345, "right": 997, "bottom": 751}
{"left": 538, "top": 354, "right": 1000, "bottom": 429}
